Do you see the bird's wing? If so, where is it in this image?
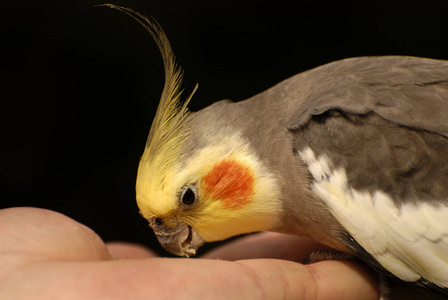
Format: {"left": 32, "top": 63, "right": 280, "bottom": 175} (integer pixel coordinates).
{"left": 286, "top": 56, "right": 448, "bottom": 291}
{"left": 284, "top": 56, "right": 448, "bottom": 138}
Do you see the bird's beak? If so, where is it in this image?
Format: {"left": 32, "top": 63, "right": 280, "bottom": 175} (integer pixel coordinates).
{"left": 149, "top": 218, "right": 204, "bottom": 257}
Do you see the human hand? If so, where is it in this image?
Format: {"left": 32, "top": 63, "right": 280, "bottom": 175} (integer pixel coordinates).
{"left": 0, "top": 207, "right": 397, "bottom": 299}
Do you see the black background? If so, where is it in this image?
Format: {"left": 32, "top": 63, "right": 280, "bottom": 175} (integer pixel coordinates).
{"left": 2, "top": 0, "right": 448, "bottom": 255}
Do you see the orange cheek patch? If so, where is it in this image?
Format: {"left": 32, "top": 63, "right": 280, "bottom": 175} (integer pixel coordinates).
{"left": 202, "top": 160, "right": 254, "bottom": 208}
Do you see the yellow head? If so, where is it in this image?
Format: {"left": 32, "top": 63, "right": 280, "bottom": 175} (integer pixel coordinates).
{"left": 137, "top": 130, "right": 282, "bottom": 255}
{"left": 106, "top": 5, "right": 282, "bottom": 256}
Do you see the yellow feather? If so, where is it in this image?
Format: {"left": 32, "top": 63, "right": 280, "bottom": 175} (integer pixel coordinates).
{"left": 174, "top": 132, "right": 283, "bottom": 241}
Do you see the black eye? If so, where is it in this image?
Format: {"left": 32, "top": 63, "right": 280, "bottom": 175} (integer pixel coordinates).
{"left": 181, "top": 185, "right": 197, "bottom": 205}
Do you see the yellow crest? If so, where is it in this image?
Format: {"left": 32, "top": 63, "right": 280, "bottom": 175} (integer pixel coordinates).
{"left": 101, "top": 5, "right": 197, "bottom": 217}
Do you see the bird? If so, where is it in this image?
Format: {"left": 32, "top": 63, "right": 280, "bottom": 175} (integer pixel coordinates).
{"left": 102, "top": 4, "right": 448, "bottom": 299}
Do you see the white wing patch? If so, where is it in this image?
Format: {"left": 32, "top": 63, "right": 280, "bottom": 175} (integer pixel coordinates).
{"left": 299, "top": 147, "right": 448, "bottom": 288}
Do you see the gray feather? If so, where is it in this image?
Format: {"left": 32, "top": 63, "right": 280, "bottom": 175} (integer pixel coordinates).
{"left": 279, "top": 56, "right": 448, "bottom": 138}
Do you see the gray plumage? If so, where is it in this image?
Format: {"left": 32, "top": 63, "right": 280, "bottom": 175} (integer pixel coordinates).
{"left": 184, "top": 56, "right": 448, "bottom": 295}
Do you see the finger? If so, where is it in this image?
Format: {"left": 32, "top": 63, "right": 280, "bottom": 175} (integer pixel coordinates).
{"left": 4, "top": 256, "right": 378, "bottom": 300}
{"left": 202, "top": 232, "right": 333, "bottom": 261}
{"left": 309, "top": 260, "right": 380, "bottom": 300}
{"left": 106, "top": 242, "right": 158, "bottom": 259}
{"left": 238, "top": 258, "right": 380, "bottom": 300}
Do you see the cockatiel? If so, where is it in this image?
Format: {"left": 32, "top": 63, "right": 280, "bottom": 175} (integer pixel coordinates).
{"left": 103, "top": 4, "right": 448, "bottom": 298}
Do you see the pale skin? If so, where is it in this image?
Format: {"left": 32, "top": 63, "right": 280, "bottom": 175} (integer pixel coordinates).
{"left": 0, "top": 207, "right": 439, "bottom": 299}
